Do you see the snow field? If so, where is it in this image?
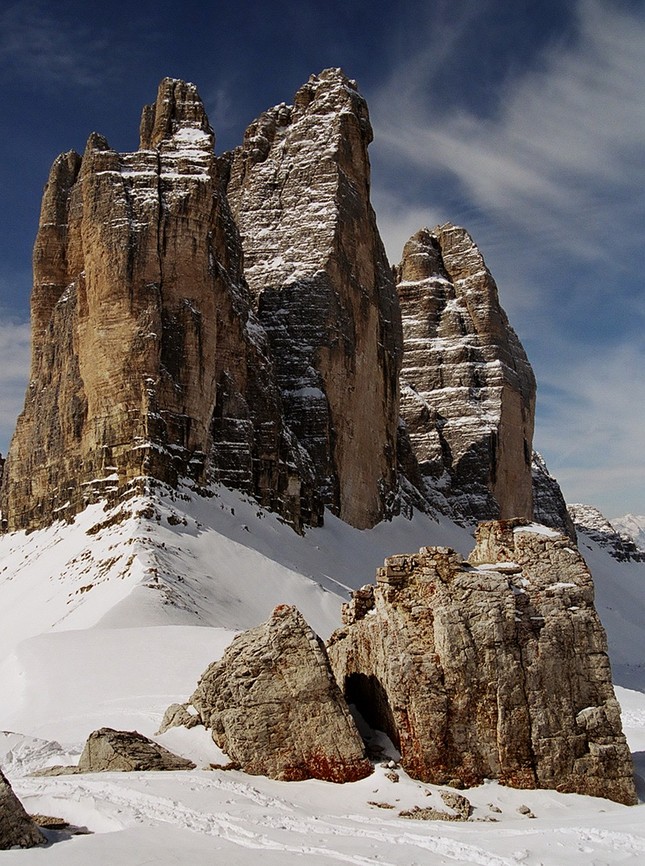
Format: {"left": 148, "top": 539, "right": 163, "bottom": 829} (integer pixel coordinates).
{"left": 0, "top": 483, "right": 644, "bottom": 863}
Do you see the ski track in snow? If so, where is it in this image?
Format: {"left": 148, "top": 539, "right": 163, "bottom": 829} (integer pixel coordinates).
{"left": 552, "top": 826, "right": 645, "bottom": 856}
{"left": 16, "top": 774, "right": 521, "bottom": 866}
{"left": 16, "top": 770, "right": 645, "bottom": 865}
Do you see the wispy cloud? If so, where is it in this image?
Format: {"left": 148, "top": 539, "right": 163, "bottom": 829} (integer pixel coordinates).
{"left": 0, "top": 0, "right": 128, "bottom": 90}
{"left": 368, "top": 0, "right": 645, "bottom": 517}
{"left": 371, "top": 0, "right": 645, "bottom": 268}
{"left": 202, "top": 83, "right": 244, "bottom": 151}
{"left": 371, "top": 190, "right": 446, "bottom": 268}
{"left": 535, "top": 338, "right": 645, "bottom": 516}
{"left": 0, "top": 314, "right": 30, "bottom": 454}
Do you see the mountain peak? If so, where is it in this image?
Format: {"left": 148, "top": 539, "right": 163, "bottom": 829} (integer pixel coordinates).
{"left": 139, "top": 77, "right": 214, "bottom": 150}
{"left": 395, "top": 223, "right": 536, "bottom": 523}
{"left": 0, "top": 72, "right": 400, "bottom": 533}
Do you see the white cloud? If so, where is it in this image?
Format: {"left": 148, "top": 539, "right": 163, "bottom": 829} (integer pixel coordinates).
{"left": 371, "top": 190, "right": 446, "bottom": 267}
{"left": 371, "top": 0, "right": 645, "bottom": 267}
{"left": 535, "top": 339, "right": 645, "bottom": 517}
{"left": 0, "top": 315, "right": 30, "bottom": 454}
{"left": 368, "top": 0, "right": 645, "bottom": 517}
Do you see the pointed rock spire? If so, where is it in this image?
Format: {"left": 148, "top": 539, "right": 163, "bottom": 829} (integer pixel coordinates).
{"left": 139, "top": 78, "right": 213, "bottom": 150}
{"left": 396, "top": 224, "right": 536, "bottom": 522}
{"left": 226, "top": 67, "right": 402, "bottom": 529}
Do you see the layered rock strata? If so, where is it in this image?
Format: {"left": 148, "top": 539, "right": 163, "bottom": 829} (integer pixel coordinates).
{"left": 531, "top": 452, "right": 576, "bottom": 541}
{"left": 327, "top": 521, "right": 636, "bottom": 804}
{"left": 395, "top": 226, "right": 536, "bottom": 522}
{"left": 0, "top": 767, "right": 46, "bottom": 849}
{"left": 187, "top": 604, "right": 372, "bottom": 782}
{"left": 1, "top": 71, "right": 402, "bottom": 533}
{"left": 2, "top": 79, "right": 310, "bottom": 530}
{"left": 226, "top": 69, "right": 402, "bottom": 528}
{"left": 0, "top": 81, "right": 277, "bottom": 529}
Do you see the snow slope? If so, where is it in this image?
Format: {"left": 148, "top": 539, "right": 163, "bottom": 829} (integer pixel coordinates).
{"left": 1, "top": 484, "right": 644, "bottom": 864}
{"left": 612, "top": 513, "right": 645, "bottom": 553}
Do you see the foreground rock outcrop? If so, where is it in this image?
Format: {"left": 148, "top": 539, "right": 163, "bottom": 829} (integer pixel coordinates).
{"left": 395, "top": 226, "right": 536, "bottom": 523}
{"left": 0, "top": 767, "right": 46, "bottom": 849}
{"left": 327, "top": 521, "right": 636, "bottom": 805}
{"left": 187, "top": 605, "right": 371, "bottom": 782}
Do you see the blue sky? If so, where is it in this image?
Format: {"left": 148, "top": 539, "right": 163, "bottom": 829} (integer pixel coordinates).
{"left": 0, "top": 0, "right": 643, "bottom": 518}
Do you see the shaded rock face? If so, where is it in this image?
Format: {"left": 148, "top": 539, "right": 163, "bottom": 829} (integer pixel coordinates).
{"left": 395, "top": 226, "right": 536, "bottom": 523}
{"left": 78, "top": 727, "right": 195, "bottom": 772}
{"left": 189, "top": 604, "right": 372, "bottom": 782}
{"left": 1, "top": 71, "right": 401, "bottom": 534}
{"left": 531, "top": 452, "right": 576, "bottom": 541}
{"left": 0, "top": 767, "right": 46, "bottom": 849}
{"left": 327, "top": 521, "right": 636, "bottom": 804}
{"left": 226, "top": 69, "right": 402, "bottom": 529}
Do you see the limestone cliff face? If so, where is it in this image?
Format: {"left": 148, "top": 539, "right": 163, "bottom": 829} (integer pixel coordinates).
{"left": 0, "top": 80, "right": 327, "bottom": 531}
{"left": 1, "top": 72, "right": 401, "bottom": 533}
{"left": 226, "top": 69, "right": 402, "bottom": 529}
{"left": 327, "top": 521, "right": 636, "bottom": 804}
{"left": 395, "top": 226, "right": 536, "bottom": 522}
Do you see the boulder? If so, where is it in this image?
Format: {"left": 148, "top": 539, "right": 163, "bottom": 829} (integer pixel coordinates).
{"left": 327, "top": 521, "right": 637, "bottom": 804}
{"left": 189, "top": 604, "right": 372, "bottom": 782}
{"left": 0, "top": 767, "right": 46, "bottom": 849}
{"left": 78, "top": 728, "right": 195, "bottom": 772}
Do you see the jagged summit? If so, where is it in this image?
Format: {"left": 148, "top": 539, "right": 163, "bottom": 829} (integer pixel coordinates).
{"left": 1, "top": 72, "right": 573, "bottom": 540}
{"left": 226, "top": 67, "right": 401, "bottom": 529}
{"left": 395, "top": 224, "right": 536, "bottom": 523}
{"left": 139, "top": 78, "right": 214, "bottom": 150}
{"left": 0, "top": 72, "right": 401, "bottom": 533}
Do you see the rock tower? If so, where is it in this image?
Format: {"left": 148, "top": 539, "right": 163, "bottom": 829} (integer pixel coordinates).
{"left": 395, "top": 225, "right": 536, "bottom": 522}
{"left": 1, "top": 72, "right": 401, "bottom": 532}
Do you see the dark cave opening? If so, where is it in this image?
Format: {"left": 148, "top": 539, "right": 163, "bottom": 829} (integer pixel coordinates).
{"left": 344, "top": 672, "right": 400, "bottom": 752}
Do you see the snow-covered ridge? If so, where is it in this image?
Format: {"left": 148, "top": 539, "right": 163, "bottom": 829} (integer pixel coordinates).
{"left": 569, "top": 503, "right": 645, "bottom": 562}
{"left": 0, "top": 481, "right": 475, "bottom": 659}
{"left": 612, "top": 513, "right": 645, "bottom": 553}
